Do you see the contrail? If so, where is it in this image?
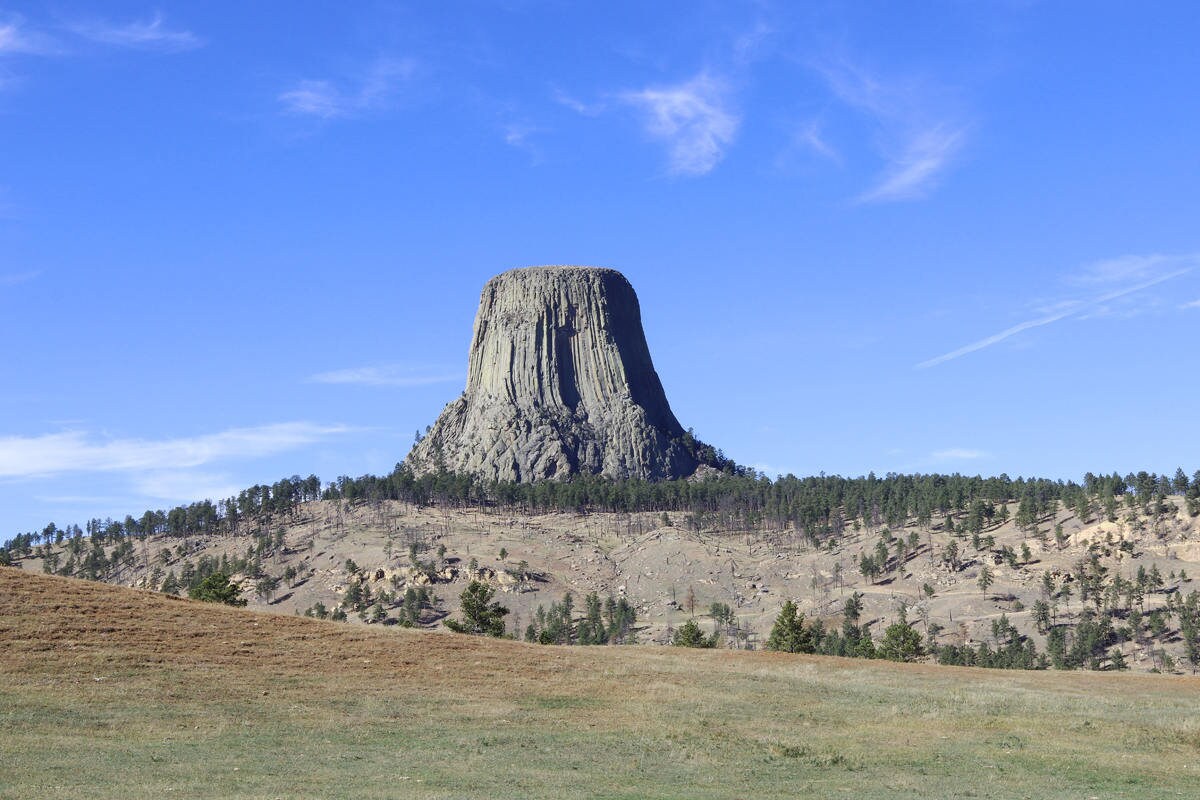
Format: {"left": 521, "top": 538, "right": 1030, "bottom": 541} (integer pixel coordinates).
{"left": 917, "top": 268, "right": 1190, "bottom": 369}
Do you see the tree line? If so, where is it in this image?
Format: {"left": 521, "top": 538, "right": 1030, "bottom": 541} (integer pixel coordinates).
{"left": 4, "top": 463, "right": 1199, "bottom": 584}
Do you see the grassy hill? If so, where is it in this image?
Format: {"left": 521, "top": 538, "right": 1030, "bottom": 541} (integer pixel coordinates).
{"left": 2, "top": 568, "right": 1199, "bottom": 799}
{"left": 10, "top": 491, "right": 1200, "bottom": 671}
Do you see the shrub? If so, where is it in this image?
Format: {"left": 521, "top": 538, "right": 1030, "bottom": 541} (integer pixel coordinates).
{"left": 672, "top": 619, "right": 717, "bottom": 648}
{"left": 445, "top": 581, "right": 508, "bottom": 637}
{"left": 187, "top": 572, "right": 247, "bottom": 606}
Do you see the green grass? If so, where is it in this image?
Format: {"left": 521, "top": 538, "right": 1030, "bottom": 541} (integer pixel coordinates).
{"left": 2, "top": 569, "right": 1200, "bottom": 799}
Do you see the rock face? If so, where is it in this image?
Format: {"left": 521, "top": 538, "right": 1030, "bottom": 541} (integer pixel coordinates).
{"left": 407, "top": 266, "right": 702, "bottom": 482}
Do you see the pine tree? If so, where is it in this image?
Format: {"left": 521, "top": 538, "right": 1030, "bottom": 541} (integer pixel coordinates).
{"left": 604, "top": 596, "right": 637, "bottom": 644}
{"left": 1180, "top": 591, "right": 1200, "bottom": 672}
{"left": 977, "top": 564, "right": 995, "bottom": 594}
{"left": 942, "top": 541, "right": 960, "bottom": 570}
{"left": 578, "top": 592, "right": 607, "bottom": 645}
{"left": 1047, "top": 626, "right": 1068, "bottom": 669}
{"left": 766, "top": 600, "right": 814, "bottom": 653}
{"left": 839, "top": 592, "right": 875, "bottom": 658}
{"left": 878, "top": 610, "right": 924, "bottom": 662}
{"left": 1032, "top": 600, "right": 1051, "bottom": 635}
{"left": 1173, "top": 468, "right": 1189, "bottom": 495}
{"left": 444, "top": 581, "right": 509, "bottom": 637}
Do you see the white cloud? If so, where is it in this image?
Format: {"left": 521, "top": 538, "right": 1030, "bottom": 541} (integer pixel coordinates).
{"left": 279, "top": 58, "right": 416, "bottom": 119}
{"left": 503, "top": 123, "right": 533, "bottom": 148}
{"left": 749, "top": 462, "right": 802, "bottom": 478}
{"left": 307, "top": 365, "right": 460, "bottom": 388}
{"left": 931, "top": 448, "right": 988, "bottom": 461}
{"left": 918, "top": 255, "right": 1197, "bottom": 368}
{"left": 0, "top": 21, "right": 23, "bottom": 53}
{"left": 794, "top": 118, "right": 840, "bottom": 163}
{"left": 0, "top": 21, "right": 31, "bottom": 54}
{"left": 279, "top": 80, "right": 343, "bottom": 118}
{"left": 733, "top": 19, "right": 777, "bottom": 66}
{"left": 499, "top": 120, "right": 547, "bottom": 161}
{"left": 34, "top": 493, "right": 125, "bottom": 506}
{"left": 858, "top": 124, "right": 965, "bottom": 202}
{"left": 0, "top": 18, "right": 56, "bottom": 55}
{"left": 0, "top": 422, "right": 350, "bottom": 479}
{"left": 1182, "top": 299, "right": 1200, "bottom": 310}
{"left": 553, "top": 88, "right": 604, "bottom": 117}
{"left": 0, "top": 270, "right": 38, "bottom": 286}
{"left": 817, "top": 58, "right": 966, "bottom": 203}
{"left": 133, "top": 471, "right": 243, "bottom": 503}
{"left": 41, "top": 473, "right": 247, "bottom": 507}
{"left": 621, "top": 73, "right": 739, "bottom": 176}
{"left": 1068, "top": 253, "right": 1191, "bottom": 286}
{"left": 499, "top": 119, "right": 547, "bottom": 164}
{"left": 70, "top": 12, "right": 202, "bottom": 52}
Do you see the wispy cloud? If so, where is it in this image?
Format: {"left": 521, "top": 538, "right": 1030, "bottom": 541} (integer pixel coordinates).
{"left": 0, "top": 22, "right": 33, "bottom": 55}
{"left": 34, "top": 493, "right": 124, "bottom": 506}
{"left": 621, "top": 73, "right": 739, "bottom": 176}
{"left": 133, "top": 470, "right": 243, "bottom": 503}
{"left": 931, "top": 448, "right": 988, "bottom": 461}
{"left": 817, "top": 58, "right": 966, "bottom": 202}
{"left": 918, "top": 255, "right": 1197, "bottom": 368}
{"left": 1182, "top": 299, "right": 1200, "bottom": 310}
{"left": 0, "top": 270, "right": 39, "bottom": 286}
{"left": 0, "top": 17, "right": 57, "bottom": 55}
{"left": 499, "top": 119, "right": 547, "bottom": 162}
{"left": 793, "top": 118, "right": 840, "bottom": 163}
{"left": 503, "top": 122, "right": 535, "bottom": 148}
{"left": 499, "top": 119, "right": 549, "bottom": 165}
{"left": 279, "top": 58, "right": 417, "bottom": 119}
{"left": 0, "top": 21, "right": 25, "bottom": 54}
{"left": 917, "top": 307, "right": 1078, "bottom": 369}
{"left": 553, "top": 88, "right": 604, "bottom": 117}
{"left": 732, "top": 19, "right": 777, "bottom": 66}
{"left": 858, "top": 124, "right": 965, "bottom": 202}
{"left": 749, "top": 462, "right": 802, "bottom": 478}
{"left": 307, "top": 365, "right": 460, "bottom": 388}
{"left": 279, "top": 81, "right": 345, "bottom": 118}
{"left": 41, "top": 473, "right": 249, "bottom": 506}
{"left": 0, "top": 422, "right": 350, "bottom": 479}
{"left": 1068, "top": 253, "right": 1188, "bottom": 287}
{"left": 69, "top": 12, "right": 202, "bottom": 53}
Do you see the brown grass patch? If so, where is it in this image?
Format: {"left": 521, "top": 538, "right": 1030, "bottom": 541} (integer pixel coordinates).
{"left": 3, "top": 568, "right": 1200, "bottom": 799}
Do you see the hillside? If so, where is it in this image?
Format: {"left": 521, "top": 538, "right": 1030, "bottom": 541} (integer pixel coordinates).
{"left": 7, "top": 482, "right": 1200, "bottom": 673}
{"left": 3, "top": 568, "right": 1200, "bottom": 799}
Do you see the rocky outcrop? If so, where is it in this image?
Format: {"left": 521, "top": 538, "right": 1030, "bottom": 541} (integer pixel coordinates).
{"left": 406, "top": 266, "right": 705, "bottom": 482}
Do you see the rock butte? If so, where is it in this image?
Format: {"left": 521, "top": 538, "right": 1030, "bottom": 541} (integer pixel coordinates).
{"left": 407, "top": 266, "right": 706, "bottom": 482}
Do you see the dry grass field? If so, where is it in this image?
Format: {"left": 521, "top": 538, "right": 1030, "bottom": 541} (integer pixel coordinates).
{"left": 2, "top": 568, "right": 1199, "bottom": 799}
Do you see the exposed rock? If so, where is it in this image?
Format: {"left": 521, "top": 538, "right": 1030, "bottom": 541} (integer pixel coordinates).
{"left": 407, "top": 266, "right": 709, "bottom": 482}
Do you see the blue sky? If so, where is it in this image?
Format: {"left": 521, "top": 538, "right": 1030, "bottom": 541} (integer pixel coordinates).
{"left": 2, "top": 1, "right": 1199, "bottom": 534}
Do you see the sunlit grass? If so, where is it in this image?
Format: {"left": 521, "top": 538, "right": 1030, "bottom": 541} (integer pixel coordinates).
{"left": 2, "top": 570, "right": 1199, "bottom": 799}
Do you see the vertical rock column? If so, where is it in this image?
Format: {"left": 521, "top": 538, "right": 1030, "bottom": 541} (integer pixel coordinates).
{"left": 406, "top": 266, "right": 700, "bottom": 482}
